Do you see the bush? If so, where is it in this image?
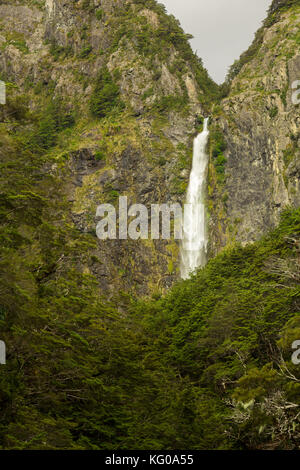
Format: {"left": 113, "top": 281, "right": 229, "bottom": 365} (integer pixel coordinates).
{"left": 269, "top": 106, "right": 278, "bottom": 118}
{"left": 79, "top": 45, "right": 92, "bottom": 58}
{"left": 89, "top": 68, "right": 124, "bottom": 118}
{"left": 96, "top": 9, "right": 103, "bottom": 20}
{"left": 152, "top": 95, "right": 188, "bottom": 113}
{"left": 33, "top": 98, "right": 75, "bottom": 150}
{"left": 49, "top": 42, "right": 73, "bottom": 61}
{"left": 94, "top": 150, "right": 105, "bottom": 161}
{"left": 0, "top": 89, "right": 30, "bottom": 122}
{"left": 210, "top": 127, "right": 227, "bottom": 157}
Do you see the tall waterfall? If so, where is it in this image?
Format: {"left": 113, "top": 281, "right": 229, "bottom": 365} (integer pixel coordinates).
{"left": 180, "top": 118, "right": 209, "bottom": 279}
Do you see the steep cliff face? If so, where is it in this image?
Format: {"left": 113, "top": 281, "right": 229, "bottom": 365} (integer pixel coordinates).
{"left": 0, "top": 0, "right": 218, "bottom": 295}
{"left": 208, "top": 0, "right": 300, "bottom": 255}
{"left": 1, "top": 0, "right": 299, "bottom": 291}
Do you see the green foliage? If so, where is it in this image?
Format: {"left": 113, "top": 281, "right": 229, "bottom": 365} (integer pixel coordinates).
{"left": 108, "top": 189, "right": 119, "bottom": 202}
{"left": 1, "top": 95, "right": 300, "bottom": 451}
{"left": 269, "top": 106, "right": 278, "bottom": 118}
{"left": 1, "top": 0, "right": 299, "bottom": 452}
{"left": 280, "top": 83, "right": 289, "bottom": 106}
{"left": 0, "top": 86, "right": 30, "bottom": 122}
{"left": 131, "top": 0, "right": 194, "bottom": 58}
{"left": 267, "top": 0, "right": 300, "bottom": 25}
{"left": 131, "top": 208, "right": 300, "bottom": 449}
{"left": 89, "top": 68, "right": 124, "bottom": 119}
{"left": 94, "top": 150, "right": 105, "bottom": 161}
{"left": 142, "top": 87, "right": 154, "bottom": 100}
{"left": 32, "top": 98, "right": 75, "bottom": 150}
{"left": 215, "top": 154, "right": 227, "bottom": 174}
{"left": 49, "top": 42, "right": 73, "bottom": 61}
{"left": 110, "top": 0, "right": 220, "bottom": 108}
{"left": 1, "top": 32, "right": 29, "bottom": 54}
{"left": 81, "top": 0, "right": 93, "bottom": 11}
{"left": 209, "top": 126, "right": 227, "bottom": 184}
{"left": 79, "top": 45, "right": 93, "bottom": 58}
{"left": 0, "top": 118, "right": 219, "bottom": 447}
{"left": 152, "top": 94, "right": 188, "bottom": 114}
{"left": 211, "top": 129, "right": 227, "bottom": 157}
{"left": 283, "top": 140, "right": 298, "bottom": 167}
{"left": 226, "top": 0, "right": 300, "bottom": 84}
{"left": 9, "top": 39, "right": 29, "bottom": 54}
{"left": 95, "top": 9, "right": 103, "bottom": 21}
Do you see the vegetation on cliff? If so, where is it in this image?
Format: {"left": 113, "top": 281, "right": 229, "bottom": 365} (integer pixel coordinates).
{"left": 226, "top": 0, "right": 300, "bottom": 83}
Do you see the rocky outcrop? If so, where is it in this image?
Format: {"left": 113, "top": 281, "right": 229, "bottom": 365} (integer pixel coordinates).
{"left": 208, "top": 0, "right": 300, "bottom": 254}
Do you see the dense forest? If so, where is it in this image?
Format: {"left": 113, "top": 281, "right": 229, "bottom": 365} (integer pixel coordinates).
{"left": 1, "top": 101, "right": 299, "bottom": 448}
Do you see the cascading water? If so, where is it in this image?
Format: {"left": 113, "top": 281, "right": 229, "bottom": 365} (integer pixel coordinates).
{"left": 180, "top": 117, "right": 209, "bottom": 279}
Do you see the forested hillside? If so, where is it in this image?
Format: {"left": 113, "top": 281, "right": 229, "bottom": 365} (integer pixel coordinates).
{"left": 1, "top": 198, "right": 299, "bottom": 448}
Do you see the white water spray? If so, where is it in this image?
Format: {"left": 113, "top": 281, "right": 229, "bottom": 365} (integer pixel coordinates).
{"left": 180, "top": 118, "right": 209, "bottom": 279}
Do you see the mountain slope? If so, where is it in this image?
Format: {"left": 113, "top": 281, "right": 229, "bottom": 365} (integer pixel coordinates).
{"left": 0, "top": 0, "right": 219, "bottom": 296}
{"left": 208, "top": 0, "right": 300, "bottom": 255}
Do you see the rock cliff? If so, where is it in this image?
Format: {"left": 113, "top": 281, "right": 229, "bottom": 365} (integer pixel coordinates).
{"left": 208, "top": 0, "right": 300, "bottom": 254}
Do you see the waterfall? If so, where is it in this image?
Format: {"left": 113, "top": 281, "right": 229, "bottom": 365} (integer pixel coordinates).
{"left": 180, "top": 118, "right": 209, "bottom": 279}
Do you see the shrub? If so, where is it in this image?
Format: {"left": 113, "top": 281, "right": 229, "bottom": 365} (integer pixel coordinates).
{"left": 215, "top": 154, "right": 227, "bottom": 167}
{"left": 79, "top": 45, "right": 92, "bottom": 58}
{"left": 33, "top": 99, "right": 75, "bottom": 150}
{"left": 89, "top": 68, "right": 123, "bottom": 118}
{"left": 94, "top": 150, "right": 105, "bottom": 161}
{"left": 210, "top": 128, "right": 227, "bottom": 157}
{"left": 49, "top": 42, "right": 73, "bottom": 61}
{"left": 0, "top": 88, "right": 30, "bottom": 122}
{"left": 152, "top": 95, "right": 188, "bottom": 113}
{"left": 269, "top": 106, "right": 278, "bottom": 118}
{"left": 96, "top": 9, "right": 103, "bottom": 20}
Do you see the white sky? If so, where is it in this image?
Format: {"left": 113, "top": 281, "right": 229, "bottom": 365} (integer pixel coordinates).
{"left": 159, "top": 0, "right": 271, "bottom": 83}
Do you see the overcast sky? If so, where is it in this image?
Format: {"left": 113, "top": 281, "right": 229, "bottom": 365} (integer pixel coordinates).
{"left": 159, "top": 0, "right": 271, "bottom": 83}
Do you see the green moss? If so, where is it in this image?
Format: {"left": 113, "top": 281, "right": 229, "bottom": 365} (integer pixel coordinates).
{"left": 142, "top": 87, "right": 154, "bottom": 100}
{"left": 80, "top": 0, "right": 93, "bottom": 12}
{"left": 1, "top": 31, "right": 29, "bottom": 54}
